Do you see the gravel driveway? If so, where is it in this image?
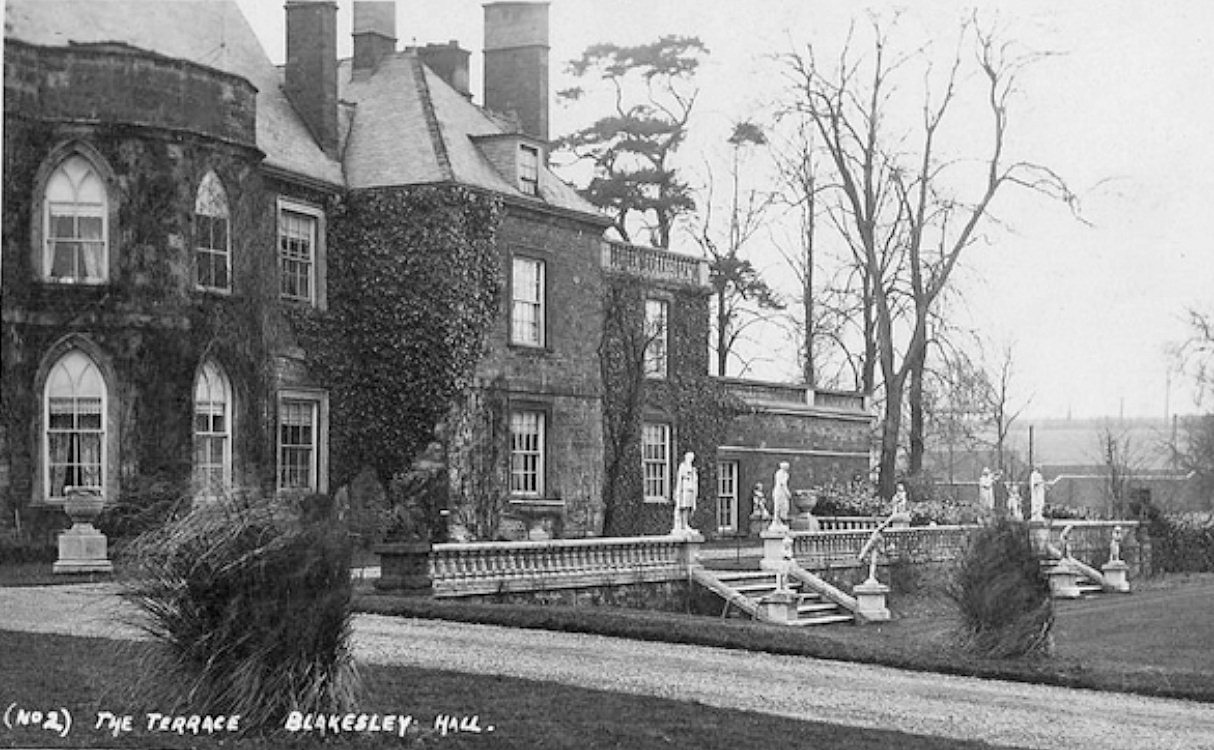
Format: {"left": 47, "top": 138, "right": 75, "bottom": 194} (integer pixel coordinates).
{"left": 3, "top": 584, "right": 1213, "bottom": 750}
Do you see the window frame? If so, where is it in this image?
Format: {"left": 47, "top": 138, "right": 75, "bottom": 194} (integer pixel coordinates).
{"left": 276, "top": 197, "right": 326, "bottom": 309}
{"left": 41, "top": 349, "right": 107, "bottom": 502}
{"left": 518, "top": 144, "right": 540, "bottom": 197}
{"left": 642, "top": 421, "right": 672, "bottom": 503}
{"left": 509, "top": 255, "right": 547, "bottom": 349}
{"left": 194, "top": 171, "right": 232, "bottom": 294}
{"left": 717, "top": 460, "right": 739, "bottom": 533}
{"left": 508, "top": 408, "right": 547, "bottom": 498}
{"left": 39, "top": 151, "right": 111, "bottom": 285}
{"left": 644, "top": 297, "right": 670, "bottom": 379}
{"left": 275, "top": 389, "right": 329, "bottom": 495}
{"left": 193, "top": 360, "right": 233, "bottom": 498}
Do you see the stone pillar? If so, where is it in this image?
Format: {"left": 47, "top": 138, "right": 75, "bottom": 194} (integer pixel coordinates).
{"left": 853, "top": 579, "right": 891, "bottom": 622}
{"left": 1047, "top": 562, "right": 1082, "bottom": 599}
{"left": 374, "top": 541, "right": 433, "bottom": 594}
{"left": 677, "top": 533, "right": 704, "bottom": 571}
{"left": 758, "top": 590, "right": 799, "bottom": 623}
{"left": 759, "top": 529, "right": 788, "bottom": 570}
{"left": 1029, "top": 518, "right": 1051, "bottom": 557}
{"left": 1101, "top": 560, "right": 1131, "bottom": 593}
{"left": 53, "top": 487, "right": 113, "bottom": 574}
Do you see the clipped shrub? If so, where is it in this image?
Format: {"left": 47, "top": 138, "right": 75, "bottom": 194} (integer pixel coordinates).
{"left": 119, "top": 490, "right": 360, "bottom": 730}
{"left": 811, "top": 479, "right": 885, "bottom": 517}
{"left": 949, "top": 518, "right": 1054, "bottom": 659}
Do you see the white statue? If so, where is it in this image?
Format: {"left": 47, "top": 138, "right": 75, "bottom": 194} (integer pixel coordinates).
{"left": 775, "top": 535, "right": 794, "bottom": 592}
{"left": 1029, "top": 467, "right": 1046, "bottom": 521}
{"left": 673, "top": 452, "right": 698, "bottom": 533}
{"left": 891, "top": 481, "right": 909, "bottom": 517}
{"left": 749, "top": 482, "right": 770, "bottom": 520}
{"left": 1006, "top": 482, "right": 1023, "bottom": 521}
{"left": 1109, "top": 525, "right": 1123, "bottom": 563}
{"left": 1059, "top": 523, "right": 1074, "bottom": 559}
{"left": 857, "top": 514, "right": 896, "bottom": 584}
{"left": 978, "top": 467, "right": 998, "bottom": 513}
{"left": 770, "top": 461, "right": 792, "bottom": 531}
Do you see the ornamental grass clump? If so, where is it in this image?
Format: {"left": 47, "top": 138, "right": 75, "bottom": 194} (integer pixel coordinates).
{"left": 949, "top": 518, "right": 1054, "bottom": 659}
{"left": 119, "top": 491, "right": 361, "bottom": 729}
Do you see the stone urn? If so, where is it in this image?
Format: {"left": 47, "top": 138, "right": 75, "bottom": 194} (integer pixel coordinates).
{"left": 54, "top": 486, "right": 113, "bottom": 574}
{"left": 63, "top": 486, "right": 105, "bottom": 529}
{"left": 792, "top": 490, "right": 818, "bottom": 515}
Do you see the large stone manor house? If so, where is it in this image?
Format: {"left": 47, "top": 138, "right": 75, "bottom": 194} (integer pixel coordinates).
{"left": 0, "top": 0, "right": 870, "bottom": 544}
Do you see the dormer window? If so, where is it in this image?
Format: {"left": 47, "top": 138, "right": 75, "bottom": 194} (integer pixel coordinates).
{"left": 519, "top": 144, "right": 539, "bottom": 196}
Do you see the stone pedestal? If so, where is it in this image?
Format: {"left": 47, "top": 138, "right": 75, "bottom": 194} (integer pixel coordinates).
{"left": 374, "top": 541, "right": 433, "bottom": 594}
{"left": 1029, "top": 519, "right": 1051, "bottom": 557}
{"left": 760, "top": 529, "right": 788, "bottom": 570}
{"left": 1047, "top": 562, "right": 1082, "bottom": 599}
{"left": 53, "top": 525, "right": 113, "bottom": 574}
{"left": 758, "top": 590, "right": 799, "bottom": 623}
{"left": 1101, "top": 560, "right": 1130, "bottom": 593}
{"left": 676, "top": 533, "right": 704, "bottom": 569}
{"left": 854, "top": 579, "right": 891, "bottom": 622}
{"left": 53, "top": 488, "right": 112, "bottom": 575}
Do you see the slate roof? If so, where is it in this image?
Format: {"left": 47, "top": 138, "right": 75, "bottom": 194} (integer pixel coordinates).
{"left": 5, "top": 0, "right": 346, "bottom": 187}
{"left": 338, "top": 54, "right": 602, "bottom": 217}
{"left": 6, "top": 0, "right": 604, "bottom": 219}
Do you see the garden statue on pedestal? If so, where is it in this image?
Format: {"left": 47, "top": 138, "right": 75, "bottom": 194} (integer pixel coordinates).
{"left": 853, "top": 513, "right": 895, "bottom": 621}
{"left": 1109, "top": 525, "right": 1122, "bottom": 563}
{"left": 1029, "top": 467, "right": 1046, "bottom": 521}
{"left": 769, "top": 462, "right": 792, "bottom": 532}
{"left": 673, "top": 452, "right": 699, "bottom": 535}
{"left": 748, "top": 482, "right": 770, "bottom": 535}
{"left": 1006, "top": 482, "right": 1024, "bottom": 521}
{"left": 977, "top": 467, "right": 998, "bottom": 514}
{"left": 889, "top": 480, "right": 911, "bottom": 526}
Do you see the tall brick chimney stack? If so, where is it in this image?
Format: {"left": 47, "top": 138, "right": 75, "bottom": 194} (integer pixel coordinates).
{"left": 284, "top": 0, "right": 339, "bottom": 157}
{"left": 483, "top": 2, "right": 549, "bottom": 141}
{"left": 353, "top": 1, "right": 396, "bottom": 71}
{"left": 417, "top": 41, "right": 472, "bottom": 99}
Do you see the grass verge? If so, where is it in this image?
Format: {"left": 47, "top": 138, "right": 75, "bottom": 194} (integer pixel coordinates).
{"left": 0, "top": 629, "right": 1017, "bottom": 749}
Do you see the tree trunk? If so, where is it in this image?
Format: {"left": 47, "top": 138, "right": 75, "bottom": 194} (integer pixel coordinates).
{"left": 716, "top": 290, "right": 728, "bottom": 377}
{"left": 877, "top": 376, "right": 904, "bottom": 498}
{"left": 908, "top": 343, "right": 927, "bottom": 476}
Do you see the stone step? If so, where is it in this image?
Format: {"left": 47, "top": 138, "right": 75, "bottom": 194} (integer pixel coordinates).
{"left": 788, "top": 613, "right": 854, "bottom": 627}
{"left": 797, "top": 601, "right": 840, "bottom": 614}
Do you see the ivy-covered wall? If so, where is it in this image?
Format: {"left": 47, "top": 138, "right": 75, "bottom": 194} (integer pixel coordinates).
{"left": 0, "top": 116, "right": 283, "bottom": 540}
{"left": 600, "top": 275, "right": 743, "bottom": 537}
{"left": 446, "top": 207, "right": 608, "bottom": 541}
{"left": 291, "top": 185, "right": 503, "bottom": 495}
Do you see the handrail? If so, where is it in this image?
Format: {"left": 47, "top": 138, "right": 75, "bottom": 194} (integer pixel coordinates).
{"left": 787, "top": 565, "right": 858, "bottom": 613}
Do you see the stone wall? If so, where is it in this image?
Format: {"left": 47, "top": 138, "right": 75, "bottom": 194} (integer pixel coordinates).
{"left": 0, "top": 42, "right": 321, "bottom": 541}
{"left": 447, "top": 205, "right": 606, "bottom": 539}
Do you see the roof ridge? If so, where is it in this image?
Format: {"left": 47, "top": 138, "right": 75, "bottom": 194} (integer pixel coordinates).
{"left": 410, "top": 56, "right": 453, "bottom": 181}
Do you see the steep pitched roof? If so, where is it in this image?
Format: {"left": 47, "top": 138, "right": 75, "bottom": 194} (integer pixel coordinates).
{"left": 338, "top": 52, "right": 604, "bottom": 220}
{"left": 5, "top": 0, "right": 344, "bottom": 187}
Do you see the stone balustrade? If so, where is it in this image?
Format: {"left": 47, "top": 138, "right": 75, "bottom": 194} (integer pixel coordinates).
{"left": 428, "top": 535, "right": 689, "bottom": 597}
{"left": 602, "top": 240, "right": 708, "bottom": 288}
{"left": 791, "top": 520, "right": 1138, "bottom": 572}
{"left": 815, "top": 516, "right": 884, "bottom": 532}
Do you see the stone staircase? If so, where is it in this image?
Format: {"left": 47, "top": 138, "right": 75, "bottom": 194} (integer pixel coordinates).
{"left": 1041, "top": 557, "right": 1108, "bottom": 599}
{"left": 692, "top": 568, "right": 855, "bottom": 626}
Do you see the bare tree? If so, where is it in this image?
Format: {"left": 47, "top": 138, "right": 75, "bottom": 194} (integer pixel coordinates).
{"left": 1096, "top": 426, "right": 1147, "bottom": 519}
{"left": 781, "top": 17, "right": 1077, "bottom": 497}
{"left": 694, "top": 121, "right": 784, "bottom": 377}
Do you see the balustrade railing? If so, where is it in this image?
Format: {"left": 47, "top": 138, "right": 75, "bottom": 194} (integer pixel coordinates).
{"left": 815, "top": 516, "right": 884, "bottom": 532}
{"left": 602, "top": 240, "right": 708, "bottom": 287}
{"left": 428, "top": 535, "right": 687, "bottom": 597}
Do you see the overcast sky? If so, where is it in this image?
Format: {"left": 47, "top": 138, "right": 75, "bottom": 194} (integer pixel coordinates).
{"left": 238, "top": 0, "right": 1214, "bottom": 420}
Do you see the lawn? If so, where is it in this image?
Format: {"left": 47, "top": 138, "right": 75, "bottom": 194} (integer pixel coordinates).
{"left": 0, "top": 630, "right": 1017, "bottom": 749}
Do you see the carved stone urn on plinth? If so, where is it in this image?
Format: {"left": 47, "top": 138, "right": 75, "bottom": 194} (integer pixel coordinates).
{"left": 53, "top": 487, "right": 114, "bottom": 574}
